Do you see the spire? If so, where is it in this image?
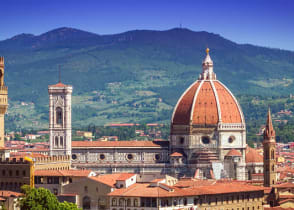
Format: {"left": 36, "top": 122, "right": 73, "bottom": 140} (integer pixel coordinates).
{"left": 264, "top": 108, "right": 275, "bottom": 140}
{"left": 199, "top": 48, "right": 216, "bottom": 80}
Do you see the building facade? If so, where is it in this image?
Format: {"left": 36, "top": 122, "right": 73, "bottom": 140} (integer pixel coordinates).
{"left": 48, "top": 81, "right": 73, "bottom": 156}
{"left": 0, "top": 57, "right": 8, "bottom": 149}
{"left": 0, "top": 157, "right": 31, "bottom": 192}
{"left": 108, "top": 178, "right": 265, "bottom": 210}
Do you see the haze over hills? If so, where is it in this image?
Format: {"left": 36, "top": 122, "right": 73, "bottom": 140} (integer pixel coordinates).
{"left": 1, "top": 27, "right": 294, "bottom": 130}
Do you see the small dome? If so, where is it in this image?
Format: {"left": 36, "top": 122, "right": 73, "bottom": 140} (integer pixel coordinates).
{"left": 170, "top": 152, "right": 183, "bottom": 157}
{"left": 226, "top": 149, "right": 242, "bottom": 157}
{"left": 245, "top": 147, "right": 263, "bottom": 163}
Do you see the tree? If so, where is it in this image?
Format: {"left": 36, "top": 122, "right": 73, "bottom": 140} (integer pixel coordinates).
{"left": 19, "top": 185, "right": 80, "bottom": 210}
{"left": 59, "top": 201, "right": 80, "bottom": 210}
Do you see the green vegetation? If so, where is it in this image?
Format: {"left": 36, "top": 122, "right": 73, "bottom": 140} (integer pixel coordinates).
{"left": 1, "top": 27, "right": 294, "bottom": 143}
{"left": 19, "top": 185, "right": 80, "bottom": 210}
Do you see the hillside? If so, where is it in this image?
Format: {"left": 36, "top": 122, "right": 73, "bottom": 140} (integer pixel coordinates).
{"left": 1, "top": 27, "right": 294, "bottom": 130}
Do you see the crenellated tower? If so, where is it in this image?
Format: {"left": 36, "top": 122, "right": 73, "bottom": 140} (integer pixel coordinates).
{"left": 0, "top": 57, "right": 8, "bottom": 148}
{"left": 263, "top": 108, "right": 277, "bottom": 187}
{"left": 48, "top": 79, "right": 72, "bottom": 156}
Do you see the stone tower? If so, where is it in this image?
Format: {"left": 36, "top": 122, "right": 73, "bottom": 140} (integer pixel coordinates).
{"left": 48, "top": 80, "right": 72, "bottom": 156}
{"left": 0, "top": 57, "right": 8, "bottom": 148}
{"left": 263, "top": 108, "right": 276, "bottom": 187}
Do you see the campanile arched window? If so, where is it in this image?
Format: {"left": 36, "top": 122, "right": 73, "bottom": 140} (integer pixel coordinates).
{"left": 271, "top": 149, "right": 275, "bottom": 160}
{"left": 56, "top": 107, "right": 63, "bottom": 125}
{"left": 60, "top": 136, "right": 63, "bottom": 147}
{"left": 55, "top": 136, "right": 59, "bottom": 148}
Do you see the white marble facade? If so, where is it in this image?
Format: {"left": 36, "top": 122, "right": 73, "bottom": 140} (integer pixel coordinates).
{"left": 48, "top": 83, "right": 72, "bottom": 156}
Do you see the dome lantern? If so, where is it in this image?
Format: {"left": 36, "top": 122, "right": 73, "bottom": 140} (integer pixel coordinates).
{"left": 199, "top": 48, "right": 216, "bottom": 80}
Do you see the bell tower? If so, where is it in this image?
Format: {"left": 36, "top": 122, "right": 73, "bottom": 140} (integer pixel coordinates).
{"left": 48, "top": 79, "right": 72, "bottom": 156}
{"left": 263, "top": 108, "right": 276, "bottom": 187}
{"left": 0, "top": 57, "right": 8, "bottom": 148}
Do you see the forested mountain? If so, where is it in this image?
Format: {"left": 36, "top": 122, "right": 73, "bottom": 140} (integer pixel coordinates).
{"left": 1, "top": 27, "right": 294, "bottom": 130}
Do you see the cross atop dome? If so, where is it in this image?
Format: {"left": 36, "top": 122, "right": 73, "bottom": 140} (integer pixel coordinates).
{"left": 199, "top": 48, "right": 216, "bottom": 80}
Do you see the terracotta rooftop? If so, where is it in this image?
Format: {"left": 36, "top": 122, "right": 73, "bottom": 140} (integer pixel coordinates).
{"left": 116, "top": 173, "right": 135, "bottom": 181}
{"left": 49, "top": 82, "right": 68, "bottom": 88}
{"left": 34, "top": 169, "right": 92, "bottom": 177}
{"left": 274, "top": 182, "right": 294, "bottom": 188}
{"left": 108, "top": 181, "right": 264, "bottom": 198}
{"left": 0, "top": 190, "right": 23, "bottom": 198}
{"left": 226, "top": 149, "right": 242, "bottom": 157}
{"left": 279, "top": 198, "right": 294, "bottom": 204}
{"left": 10, "top": 152, "right": 48, "bottom": 158}
{"left": 170, "top": 152, "right": 183, "bottom": 157}
{"left": 245, "top": 147, "right": 263, "bottom": 163}
{"left": 72, "top": 140, "right": 162, "bottom": 148}
{"left": 89, "top": 174, "right": 127, "bottom": 187}
{"left": 172, "top": 80, "right": 243, "bottom": 125}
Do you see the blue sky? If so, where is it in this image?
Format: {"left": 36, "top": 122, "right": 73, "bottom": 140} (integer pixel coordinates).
{"left": 1, "top": 0, "right": 294, "bottom": 50}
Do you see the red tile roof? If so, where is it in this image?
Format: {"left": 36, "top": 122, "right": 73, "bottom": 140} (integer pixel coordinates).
{"left": 226, "top": 149, "right": 242, "bottom": 157}
{"left": 49, "top": 82, "right": 68, "bottom": 87}
{"left": 89, "top": 174, "right": 125, "bottom": 187}
{"left": 274, "top": 182, "right": 294, "bottom": 188}
{"left": 172, "top": 80, "right": 243, "bottom": 125}
{"left": 108, "top": 181, "right": 264, "bottom": 198}
{"left": 116, "top": 173, "right": 135, "bottom": 181}
{"left": 279, "top": 198, "right": 294, "bottom": 204}
{"left": 214, "top": 81, "right": 242, "bottom": 123}
{"left": 0, "top": 191, "right": 23, "bottom": 198}
{"left": 170, "top": 152, "right": 183, "bottom": 157}
{"left": 173, "top": 81, "right": 200, "bottom": 124}
{"left": 34, "top": 169, "right": 92, "bottom": 177}
{"left": 245, "top": 147, "right": 263, "bottom": 163}
{"left": 72, "top": 140, "right": 162, "bottom": 148}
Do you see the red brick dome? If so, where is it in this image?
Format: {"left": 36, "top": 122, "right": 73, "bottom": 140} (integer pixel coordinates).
{"left": 172, "top": 80, "right": 244, "bottom": 125}
{"left": 245, "top": 147, "right": 263, "bottom": 163}
{"left": 172, "top": 49, "right": 244, "bottom": 126}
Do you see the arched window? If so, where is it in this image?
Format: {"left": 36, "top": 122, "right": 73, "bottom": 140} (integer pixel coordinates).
{"left": 134, "top": 199, "right": 138, "bottom": 207}
{"left": 119, "top": 198, "right": 124, "bottom": 206}
{"left": 271, "top": 149, "right": 275, "bottom": 160}
{"left": 56, "top": 107, "right": 63, "bottom": 125}
{"left": 183, "top": 198, "right": 187, "bottom": 206}
{"left": 127, "top": 199, "right": 131, "bottom": 207}
{"left": 55, "top": 136, "right": 59, "bottom": 148}
{"left": 265, "top": 150, "right": 269, "bottom": 160}
{"left": 112, "top": 198, "right": 117, "bottom": 206}
{"left": 60, "top": 136, "right": 63, "bottom": 147}
{"left": 272, "top": 164, "right": 275, "bottom": 172}
{"left": 82, "top": 196, "right": 91, "bottom": 210}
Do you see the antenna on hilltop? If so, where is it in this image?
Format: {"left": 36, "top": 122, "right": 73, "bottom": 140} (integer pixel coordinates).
{"left": 58, "top": 65, "right": 61, "bottom": 83}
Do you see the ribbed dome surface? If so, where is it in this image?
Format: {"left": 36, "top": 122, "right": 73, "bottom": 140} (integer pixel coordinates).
{"left": 172, "top": 80, "right": 243, "bottom": 125}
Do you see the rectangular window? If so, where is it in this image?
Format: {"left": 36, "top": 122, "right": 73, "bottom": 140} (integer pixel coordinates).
{"left": 47, "top": 177, "right": 52, "bottom": 184}
{"left": 53, "top": 177, "right": 59, "bottom": 184}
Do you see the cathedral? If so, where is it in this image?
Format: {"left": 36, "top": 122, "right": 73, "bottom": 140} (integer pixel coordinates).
{"left": 48, "top": 49, "right": 261, "bottom": 180}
